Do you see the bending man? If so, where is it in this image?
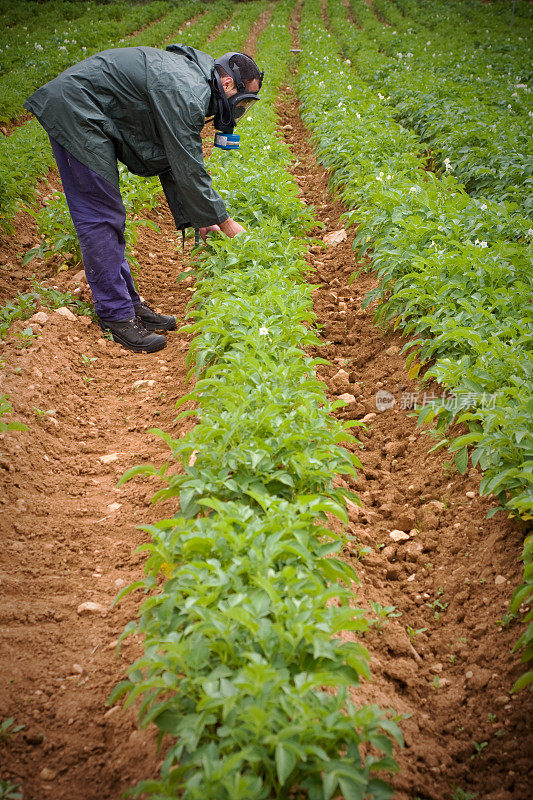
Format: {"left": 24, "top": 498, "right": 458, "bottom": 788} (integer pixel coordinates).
{"left": 25, "top": 47, "right": 263, "bottom": 353}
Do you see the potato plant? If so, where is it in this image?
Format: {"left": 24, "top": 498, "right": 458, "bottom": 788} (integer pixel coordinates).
{"left": 299, "top": 0, "right": 532, "bottom": 685}
{"left": 114, "top": 2, "right": 401, "bottom": 797}
{"left": 345, "top": 0, "right": 533, "bottom": 216}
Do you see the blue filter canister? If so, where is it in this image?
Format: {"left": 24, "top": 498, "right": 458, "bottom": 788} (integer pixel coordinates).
{"left": 214, "top": 132, "right": 240, "bottom": 150}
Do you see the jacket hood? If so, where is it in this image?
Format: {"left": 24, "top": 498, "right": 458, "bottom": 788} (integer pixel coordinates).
{"left": 165, "top": 44, "right": 215, "bottom": 81}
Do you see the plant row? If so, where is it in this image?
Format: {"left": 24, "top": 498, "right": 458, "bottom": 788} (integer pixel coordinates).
{"left": 111, "top": 3, "right": 401, "bottom": 798}
{"left": 0, "top": 0, "right": 234, "bottom": 234}
{"left": 389, "top": 0, "right": 533, "bottom": 98}
{"left": 298, "top": 0, "right": 532, "bottom": 684}
{"left": 375, "top": 0, "right": 533, "bottom": 119}
{"left": 345, "top": 0, "right": 533, "bottom": 217}
{"left": 0, "top": 0, "right": 175, "bottom": 123}
{"left": 416, "top": 0, "right": 533, "bottom": 35}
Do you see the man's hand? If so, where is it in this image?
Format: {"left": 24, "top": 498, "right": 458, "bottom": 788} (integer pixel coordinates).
{"left": 219, "top": 217, "right": 246, "bottom": 238}
{"left": 199, "top": 218, "right": 246, "bottom": 242}
{"left": 199, "top": 224, "right": 221, "bottom": 242}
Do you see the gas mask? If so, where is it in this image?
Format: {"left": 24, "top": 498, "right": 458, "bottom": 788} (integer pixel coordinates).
{"left": 209, "top": 52, "right": 263, "bottom": 150}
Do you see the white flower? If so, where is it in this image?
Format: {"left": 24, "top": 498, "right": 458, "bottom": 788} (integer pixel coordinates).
{"left": 356, "top": 112, "right": 361, "bottom": 119}
{"left": 59, "top": 45, "right": 66, "bottom": 51}
{"left": 474, "top": 239, "right": 488, "bottom": 248}
{"left": 386, "top": 174, "right": 392, "bottom": 180}
{"left": 443, "top": 158, "right": 453, "bottom": 171}
{"left": 259, "top": 327, "right": 269, "bottom": 336}
{"left": 526, "top": 228, "right": 533, "bottom": 239}
{"left": 409, "top": 186, "right": 421, "bottom": 193}
{"left": 35, "top": 43, "right": 43, "bottom": 51}
{"left": 347, "top": 85, "right": 352, "bottom": 90}
{"left": 480, "top": 203, "right": 487, "bottom": 210}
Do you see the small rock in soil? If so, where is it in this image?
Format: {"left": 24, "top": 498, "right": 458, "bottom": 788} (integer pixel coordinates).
{"left": 54, "top": 306, "right": 77, "bottom": 322}
{"left": 29, "top": 311, "right": 49, "bottom": 325}
{"left": 494, "top": 575, "right": 506, "bottom": 585}
{"left": 71, "top": 663, "right": 84, "bottom": 675}
{"left": 323, "top": 229, "right": 347, "bottom": 246}
{"left": 390, "top": 529, "right": 410, "bottom": 542}
{"left": 99, "top": 453, "right": 118, "bottom": 464}
{"left": 330, "top": 369, "right": 350, "bottom": 391}
{"left": 40, "top": 767, "right": 57, "bottom": 781}
{"left": 338, "top": 392, "right": 356, "bottom": 404}
{"left": 77, "top": 601, "right": 107, "bottom": 616}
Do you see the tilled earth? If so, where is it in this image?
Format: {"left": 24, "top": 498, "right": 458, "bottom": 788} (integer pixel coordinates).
{"left": 0, "top": 46, "right": 532, "bottom": 800}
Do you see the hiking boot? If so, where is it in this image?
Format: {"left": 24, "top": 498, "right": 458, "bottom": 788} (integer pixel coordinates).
{"left": 98, "top": 316, "right": 167, "bottom": 353}
{"left": 134, "top": 301, "right": 177, "bottom": 332}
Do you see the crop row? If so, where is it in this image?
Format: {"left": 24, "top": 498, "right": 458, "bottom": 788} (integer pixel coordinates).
{"left": 380, "top": 0, "right": 533, "bottom": 116}
{"left": 420, "top": 0, "right": 533, "bottom": 34}
{"left": 111, "top": 2, "right": 401, "bottom": 798}
{"left": 390, "top": 0, "right": 533, "bottom": 97}
{"left": 0, "top": 0, "right": 175, "bottom": 123}
{"left": 345, "top": 0, "right": 533, "bottom": 216}
{"left": 298, "top": 0, "right": 532, "bottom": 684}
{"left": 0, "top": 0, "right": 234, "bottom": 233}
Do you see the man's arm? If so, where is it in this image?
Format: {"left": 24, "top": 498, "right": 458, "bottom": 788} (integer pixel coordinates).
{"left": 151, "top": 87, "right": 229, "bottom": 228}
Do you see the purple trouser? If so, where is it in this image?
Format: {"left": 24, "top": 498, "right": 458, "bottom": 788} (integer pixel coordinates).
{"left": 50, "top": 137, "right": 141, "bottom": 321}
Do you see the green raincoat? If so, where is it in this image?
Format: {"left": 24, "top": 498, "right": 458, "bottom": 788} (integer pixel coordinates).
{"left": 24, "top": 45, "right": 228, "bottom": 229}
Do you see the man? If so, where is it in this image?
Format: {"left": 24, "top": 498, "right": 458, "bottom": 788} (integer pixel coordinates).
{"left": 24, "top": 47, "right": 263, "bottom": 353}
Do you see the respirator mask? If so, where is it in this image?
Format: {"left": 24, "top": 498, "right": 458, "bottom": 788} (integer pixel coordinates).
{"left": 209, "top": 52, "right": 263, "bottom": 150}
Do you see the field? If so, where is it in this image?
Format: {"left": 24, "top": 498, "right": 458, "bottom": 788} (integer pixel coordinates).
{"left": 0, "top": 1, "right": 532, "bottom": 799}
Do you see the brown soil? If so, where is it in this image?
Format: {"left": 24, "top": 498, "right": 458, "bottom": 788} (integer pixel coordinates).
{"left": 0, "top": 19, "right": 532, "bottom": 800}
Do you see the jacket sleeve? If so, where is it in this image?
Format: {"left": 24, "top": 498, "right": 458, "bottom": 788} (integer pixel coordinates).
{"left": 159, "top": 169, "right": 190, "bottom": 230}
{"left": 149, "top": 79, "right": 229, "bottom": 228}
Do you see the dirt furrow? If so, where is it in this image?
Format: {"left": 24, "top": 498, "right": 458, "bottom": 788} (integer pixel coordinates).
{"left": 0, "top": 205, "right": 198, "bottom": 798}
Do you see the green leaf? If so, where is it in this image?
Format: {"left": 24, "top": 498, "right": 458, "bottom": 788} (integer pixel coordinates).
{"left": 454, "top": 447, "right": 469, "bottom": 475}
{"left": 511, "top": 670, "right": 533, "bottom": 693}
{"left": 275, "top": 743, "right": 297, "bottom": 784}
